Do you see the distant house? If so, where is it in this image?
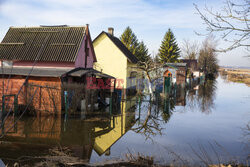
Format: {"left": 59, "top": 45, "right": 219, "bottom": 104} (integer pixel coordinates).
{"left": 180, "top": 59, "right": 198, "bottom": 72}
{"left": 0, "top": 25, "right": 111, "bottom": 115}
{"left": 93, "top": 28, "right": 139, "bottom": 91}
{"left": 164, "top": 63, "right": 187, "bottom": 85}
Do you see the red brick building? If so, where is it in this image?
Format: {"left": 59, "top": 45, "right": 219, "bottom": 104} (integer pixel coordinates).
{"left": 0, "top": 25, "right": 109, "bottom": 115}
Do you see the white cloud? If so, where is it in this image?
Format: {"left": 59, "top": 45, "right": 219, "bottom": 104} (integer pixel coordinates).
{"left": 0, "top": 0, "right": 249, "bottom": 67}
{"left": 0, "top": 0, "right": 203, "bottom": 28}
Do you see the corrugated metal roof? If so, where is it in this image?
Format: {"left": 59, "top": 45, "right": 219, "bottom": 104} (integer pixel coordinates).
{"left": 69, "top": 69, "right": 91, "bottom": 77}
{"left": 0, "top": 66, "right": 114, "bottom": 79}
{"left": 0, "top": 26, "right": 86, "bottom": 62}
{"left": 164, "top": 63, "right": 187, "bottom": 68}
{"left": 65, "top": 67, "right": 115, "bottom": 78}
{"left": 0, "top": 67, "right": 71, "bottom": 77}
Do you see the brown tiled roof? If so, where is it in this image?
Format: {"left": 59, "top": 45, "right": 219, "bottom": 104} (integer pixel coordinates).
{"left": 93, "top": 32, "right": 138, "bottom": 64}
{"left": 0, "top": 26, "right": 86, "bottom": 62}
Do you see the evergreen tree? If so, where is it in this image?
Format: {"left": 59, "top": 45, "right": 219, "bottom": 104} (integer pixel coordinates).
{"left": 120, "top": 26, "right": 139, "bottom": 56}
{"left": 158, "top": 29, "right": 180, "bottom": 63}
{"left": 136, "top": 41, "right": 150, "bottom": 63}
{"left": 120, "top": 26, "right": 150, "bottom": 63}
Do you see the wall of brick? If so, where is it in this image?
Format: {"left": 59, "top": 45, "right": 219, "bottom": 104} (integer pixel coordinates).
{"left": 0, "top": 76, "right": 62, "bottom": 116}
{"left": 0, "top": 76, "right": 26, "bottom": 109}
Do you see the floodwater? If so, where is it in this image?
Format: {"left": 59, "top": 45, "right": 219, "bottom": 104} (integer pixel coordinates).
{"left": 0, "top": 75, "right": 249, "bottom": 166}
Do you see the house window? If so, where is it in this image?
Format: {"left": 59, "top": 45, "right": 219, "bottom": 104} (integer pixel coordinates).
{"left": 130, "top": 71, "right": 137, "bottom": 78}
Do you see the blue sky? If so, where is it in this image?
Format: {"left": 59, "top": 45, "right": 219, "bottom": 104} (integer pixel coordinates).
{"left": 0, "top": 0, "right": 249, "bottom": 67}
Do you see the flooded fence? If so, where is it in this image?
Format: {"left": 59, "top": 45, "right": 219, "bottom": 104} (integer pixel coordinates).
{"left": 0, "top": 76, "right": 61, "bottom": 116}
{"left": 62, "top": 82, "right": 118, "bottom": 118}
{"left": 0, "top": 81, "right": 117, "bottom": 120}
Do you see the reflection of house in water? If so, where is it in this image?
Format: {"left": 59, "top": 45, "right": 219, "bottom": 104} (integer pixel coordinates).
{"left": 175, "top": 87, "right": 186, "bottom": 106}
{"left": 0, "top": 96, "right": 136, "bottom": 162}
{"left": 94, "top": 96, "right": 136, "bottom": 156}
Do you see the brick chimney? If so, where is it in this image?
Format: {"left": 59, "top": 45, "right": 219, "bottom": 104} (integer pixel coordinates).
{"left": 108, "top": 27, "right": 114, "bottom": 36}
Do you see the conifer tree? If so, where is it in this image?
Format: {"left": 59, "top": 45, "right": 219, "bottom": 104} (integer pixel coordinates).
{"left": 136, "top": 41, "right": 150, "bottom": 63}
{"left": 120, "top": 26, "right": 138, "bottom": 56}
{"left": 120, "top": 27, "right": 150, "bottom": 63}
{"left": 158, "top": 29, "right": 180, "bottom": 63}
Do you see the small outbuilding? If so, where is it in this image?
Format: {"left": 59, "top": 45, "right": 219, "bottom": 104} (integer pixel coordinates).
{"left": 164, "top": 63, "right": 187, "bottom": 85}
{"left": 0, "top": 25, "right": 114, "bottom": 115}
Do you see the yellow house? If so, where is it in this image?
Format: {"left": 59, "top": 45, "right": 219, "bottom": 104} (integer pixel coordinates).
{"left": 93, "top": 97, "right": 136, "bottom": 155}
{"left": 93, "top": 28, "right": 139, "bottom": 90}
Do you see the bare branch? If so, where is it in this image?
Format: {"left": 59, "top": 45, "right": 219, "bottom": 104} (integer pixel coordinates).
{"left": 194, "top": 0, "right": 250, "bottom": 52}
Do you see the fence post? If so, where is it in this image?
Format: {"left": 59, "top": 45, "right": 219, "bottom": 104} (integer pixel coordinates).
{"left": 2, "top": 95, "right": 5, "bottom": 117}
{"left": 109, "top": 92, "right": 113, "bottom": 115}
{"left": 64, "top": 91, "right": 68, "bottom": 121}
{"left": 138, "top": 96, "right": 141, "bottom": 112}
{"left": 14, "top": 95, "right": 18, "bottom": 116}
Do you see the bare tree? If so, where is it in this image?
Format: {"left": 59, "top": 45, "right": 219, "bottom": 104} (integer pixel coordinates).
{"left": 130, "top": 58, "right": 164, "bottom": 98}
{"left": 194, "top": 0, "right": 250, "bottom": 52}
{"left": 131, "top": 101, "right": 163, "bottom": 140}
{"left": 181, "top": 39, "right": 199, "bottom": 59}
{"left": 198, "top": 36, "right": 219, "bottom": 78}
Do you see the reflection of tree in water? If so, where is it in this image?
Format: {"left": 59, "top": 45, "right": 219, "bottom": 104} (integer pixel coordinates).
{"left": 131, "top": 93, "right": 174, "bottom": 140}
{"left": 159, "top": 96, "right": 174, "bottom": 123}
{"left": 186, "top": 79, "right": 217, "bottom": 114}
{"left": 197, "top": 79, "right": 217, "bottom": 114}
{"left": 186, "top": 88, "right": 198, "bottom": 110}
{"left": 131, "top": 79, "right": 217, "bottom": 139}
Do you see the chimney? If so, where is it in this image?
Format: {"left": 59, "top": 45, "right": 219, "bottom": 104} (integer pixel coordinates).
{"left": 108, "top": 27, "right": 114, "bottom": 36}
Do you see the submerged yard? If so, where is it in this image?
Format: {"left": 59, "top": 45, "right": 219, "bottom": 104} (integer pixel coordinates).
{"left": 0, "top": 75, "right": 249, "bottom": 166}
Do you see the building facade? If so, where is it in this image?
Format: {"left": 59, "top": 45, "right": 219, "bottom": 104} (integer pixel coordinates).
{"left": 0, "top": 25, "right": 101, "bottom": 115}
{"left": 93, "top": 28, "right": 139, "bottom": 90}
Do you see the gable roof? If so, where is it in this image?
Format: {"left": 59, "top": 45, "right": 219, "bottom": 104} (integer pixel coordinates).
{"left": 0, "top": 26, "right": 86, "bottom": 62}
{"left": 93, "top": 31, "right": 138, "bottom": 64}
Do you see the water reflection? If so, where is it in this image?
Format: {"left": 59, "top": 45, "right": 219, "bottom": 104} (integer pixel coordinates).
{"left": 197, "top": 80, "right": 217, "bottom": 114}
{"left": 186, "top": 79, "right": 217, "bottom": 114}
{"left": 1, "top": 77, "right": 243, "bottom": 165}
{"left": 0, "top": 79, "right": 210, "bottom": 154}
{"left": 0, "top": 95, "right": 137, "bottom": 163}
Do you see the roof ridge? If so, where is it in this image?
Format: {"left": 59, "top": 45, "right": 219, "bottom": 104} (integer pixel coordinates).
{"left": 10, "top": 25, "right": 86, "bottom": 28}
{"left": 99, "top": 31, "right": 138, "bottom": 64}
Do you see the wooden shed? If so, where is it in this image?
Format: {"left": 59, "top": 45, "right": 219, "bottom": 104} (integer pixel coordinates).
{"left": 164, "top": 63, "right": 187, "bottom": 85}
